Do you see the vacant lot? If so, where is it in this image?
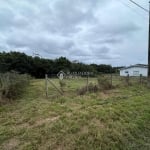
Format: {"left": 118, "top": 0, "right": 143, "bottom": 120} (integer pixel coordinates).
{"left": 0, "top": 78, "right": 150, "bottom": 150}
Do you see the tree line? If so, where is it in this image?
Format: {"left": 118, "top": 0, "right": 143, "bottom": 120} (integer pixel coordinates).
{"left": 0, "top": 51, "right": 120, "bottom": 78}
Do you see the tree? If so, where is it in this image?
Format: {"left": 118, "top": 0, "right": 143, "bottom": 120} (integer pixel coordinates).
{"left": 0, "top": 51, "right": 119, "bottom": 78}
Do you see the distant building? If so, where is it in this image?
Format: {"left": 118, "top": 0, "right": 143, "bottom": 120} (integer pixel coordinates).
{"left": 120, "top": 64, "right": 148, "bottom": 77}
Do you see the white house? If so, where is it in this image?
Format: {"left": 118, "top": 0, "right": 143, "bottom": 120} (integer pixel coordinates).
{"left": 120, "top": 64, "right": 148, "bottom": 77}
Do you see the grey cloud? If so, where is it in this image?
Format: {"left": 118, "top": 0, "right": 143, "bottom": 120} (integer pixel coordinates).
{"left": 88, "top": 22, "right": 140, "bottom": 39}
{"left": 0, "top": 8, "right": 14, "bottom": 30}
{"left": 68, "top": 45, "right": 119, "bottom": 61}
{"left": 0, "top": 0, "right": 148, "bottom": 66}
{"left": 106, "top": 23, "right": 140, "bottom": 35}
{"left": 6, "top": 32, "right": 74, "bottom": 55}
{"left": 76, "top": 21, "right": 140, "bottom": 51}
{"left": 96, "top": 38, "right": 122, "bottom": 44}
{"left": 90, "top": 46, "right": 110, "bottom": 54}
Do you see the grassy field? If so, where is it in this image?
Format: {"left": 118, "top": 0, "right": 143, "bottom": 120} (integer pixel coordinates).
{"left": 0, "top": 78, "right": 150, "bottom": 150}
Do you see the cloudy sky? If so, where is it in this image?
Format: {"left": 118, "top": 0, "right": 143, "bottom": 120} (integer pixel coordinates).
{"left": 0, "top": 0, "right": 149, "bottom": 66}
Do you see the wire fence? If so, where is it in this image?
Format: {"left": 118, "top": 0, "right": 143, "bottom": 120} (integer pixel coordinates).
{"left": 45, "top": 73, "right": 148, "bottom": 98}
{"left": 101, "top": 74, "right": 148, "bottom": 86}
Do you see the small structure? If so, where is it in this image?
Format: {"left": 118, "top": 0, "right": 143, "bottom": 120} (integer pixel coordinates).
{"left": 120, "top": 64, "right": 148, "bottom": 77}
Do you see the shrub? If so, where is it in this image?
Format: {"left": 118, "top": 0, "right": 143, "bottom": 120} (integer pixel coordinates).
{"left": 59, "top": 80, "right": 66, "bottom": 92}
{"left": 0, "top": 72, "right": 30, "bottom": 103}
{"left": 88, "top": 82, "right": 99, "bottom": 93}
{"left": 77, "top": 86, "right": 87, "bottom": 95}
{"left": 97, "top": 76, "right": 112, "bottom": 90}
{"left": 77, "top": 82, "right": 99, "bottom": 95}
{"left": 59, "top": 80, "right": 66, "bottom": 88}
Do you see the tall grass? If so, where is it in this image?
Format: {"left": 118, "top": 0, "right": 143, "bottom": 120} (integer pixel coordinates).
{"left": 77, "top": 76, "right": 112, "bottom": 95}
{"left": 77, "top": 82, "right": 99, "bottom": 95}
{"left": 0, "top": 72, "right": 30, "bottom": 103}
{"left": 97, "top": 76, "right": 112, "bottom": 90}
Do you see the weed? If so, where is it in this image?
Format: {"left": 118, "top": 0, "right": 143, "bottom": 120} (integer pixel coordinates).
{"left": 0, "top": 72, "right": 30, "bottom": 103}
{"left": 0, "top": 78, "right": 150, "bottom": 149}
{"left": 97, "top": 76, "right": 112, "bottom": 90}
{"left": 59, "top": 80, "right": 66, "bottom": 92}
{"left": 77, "top": 82, "right": 99, "bottom": 95}
{"left": 88, "top": 82, "right": 99, "bottom": 93}
{"left": 77, "top": 86, "right": 87, "bottom": 95}
{"left": 59, "top": 80, "right": 66, "bottom": 88}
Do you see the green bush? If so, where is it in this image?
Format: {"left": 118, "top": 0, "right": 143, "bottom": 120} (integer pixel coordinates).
{"left": 88, "top": 82, "right": 99, "bottom": 93}
{"left": 0, "top": 72, "right": 30, "bottom": 103}
{"left": 77, "top": 86, "right": 87, "bottom": 95}
{"left": 59, "top": 80, "right": 66, "bottom": 92}
{"left": 77, "top": 82, "right": 99, "bottom": 95}
{"left": 59, "top": 80, "right": 66, "bottom": 88}
{"left": 97, "top": 76, "right": 112, "bottom": 90}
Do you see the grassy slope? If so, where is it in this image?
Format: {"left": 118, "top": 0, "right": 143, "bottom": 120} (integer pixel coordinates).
{"left": 0, "top": 79, "right": 150, "bottom": 150}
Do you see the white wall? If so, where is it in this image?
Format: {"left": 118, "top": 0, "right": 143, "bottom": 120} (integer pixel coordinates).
{"left": 120, "top": 67, "right": 148, "bottom": 77}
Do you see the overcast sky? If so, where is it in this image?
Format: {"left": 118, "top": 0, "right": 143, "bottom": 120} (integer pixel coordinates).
{"left": 0, "top": 0, "right": 149, "bottom": 66}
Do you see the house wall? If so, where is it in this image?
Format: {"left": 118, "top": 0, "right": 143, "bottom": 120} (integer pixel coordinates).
{"left": 120, "top": 67, "right": 148, "bottom": 77}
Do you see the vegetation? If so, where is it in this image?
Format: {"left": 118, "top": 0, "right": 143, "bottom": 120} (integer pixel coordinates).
{"left": 59, "top": 80, "right": 66, "bottom": 88}
{"left": 0, "top": 72, "right": 30, "bottom": 104}
{"left": 0, "top": 78, "right": 149, "bottom": 149}
{"left": 97, "top": 76, "right": 112, "bottom": 90}
{"left": 0, "top": 51, "right": 120, "bottom": 78}
{"left": 77, "top": 82, "right": 99, "bottom": 95}
{"left": 0, "top": 51, "right": 149, "bottom": 149}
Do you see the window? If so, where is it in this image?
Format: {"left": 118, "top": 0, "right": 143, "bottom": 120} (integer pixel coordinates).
{"left": 133, "top": 71, "right": 139, "bottom": 76}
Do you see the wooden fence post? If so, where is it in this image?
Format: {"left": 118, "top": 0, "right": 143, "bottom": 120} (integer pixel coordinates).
{"left": 45, "top": 74, "right": 48, "bottom": 97}
{"left": 86, "top": 72, "right": 89, "bottom": 92}
{"left": 110, "top": 73, "right": 113, "bottom": 87}
{"left": 140, "top": 74, "right": 142, "bottom": 84}
{"left": 127, "top": 74, "right": 129, "bottom": 86}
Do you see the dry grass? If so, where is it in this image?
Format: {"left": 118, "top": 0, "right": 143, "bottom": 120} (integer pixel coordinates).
{"left": 0, "top": 72, "right": 30, "bottom": 104}
{"left": 0, "top": 78, "right": 150, "bottom": 150}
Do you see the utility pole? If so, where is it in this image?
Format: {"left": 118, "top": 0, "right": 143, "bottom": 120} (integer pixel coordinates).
{"left": 148, "top": 1, "right": 150, "bottom": 77}
{"left": 129, "top": 0, "right": 150, "bottom": 78}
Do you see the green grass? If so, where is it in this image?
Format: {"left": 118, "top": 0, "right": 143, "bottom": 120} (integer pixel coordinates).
{"left": 0, "top": 78, "right": 150, "bottom": 150}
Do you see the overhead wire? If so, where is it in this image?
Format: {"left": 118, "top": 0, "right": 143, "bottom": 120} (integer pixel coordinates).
{"left": 129, "top": 0, "right": 149, "bottom": 13}
{"left": 117, "top": 0, "right": 148, "bottom": 20}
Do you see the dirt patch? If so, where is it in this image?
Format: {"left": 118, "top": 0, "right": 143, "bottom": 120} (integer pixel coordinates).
{"left": 33, "top": 116, "right": 60, "bottom": 127}
{"left": 80, "top": 125, "right": 89, "bottom": 134}
{"left": 99, "top": 89, "right": 121, "bottom": 100}
{"left": 64, "top": 112, "right": 72, "bottom": 117}
{"left": 17, "top": 122, "right": 29, "bottom": 129}
{"left": 99, "top": 92, "right": 110, "bottom": 100}
{"left": 69, "top": 103, "right": 81, "bottom": 111}
{"left": 2, "top": 138, "right": 20, "bottom": 150}
{"left": 90, "top": 118, "right": 105, "bottom": 128}
{"left": 16, "top": 116, "right": 60, "bottom": 129}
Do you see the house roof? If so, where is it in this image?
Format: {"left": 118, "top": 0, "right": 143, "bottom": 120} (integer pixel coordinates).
{"left": 120, "top": 64, "right": 148, "bottom": 70}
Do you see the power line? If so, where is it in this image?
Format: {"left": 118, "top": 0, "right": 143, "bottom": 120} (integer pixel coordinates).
{"left": 117, "top": 0, "right": 148, "bottom": 19}
{"left": 129, "top": 0, "right": 149, "bottom": 13}
{"left": 118, "top": 0, "right": 140, "bottom": 15}
{"left": 128, "top": 0, "right": 150, "bottom": 78}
